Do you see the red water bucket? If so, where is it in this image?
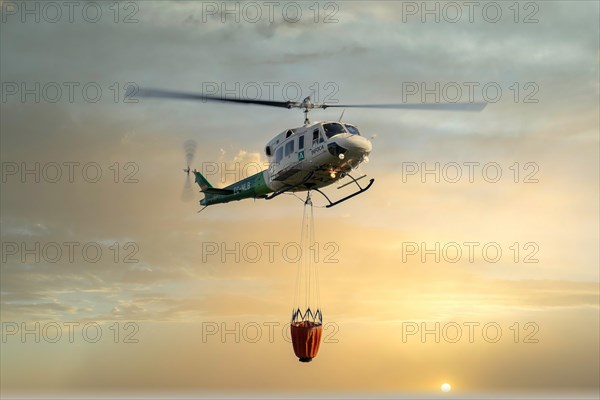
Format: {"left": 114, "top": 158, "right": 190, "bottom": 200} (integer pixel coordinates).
{"left": 291, "top": 321, "right": 323, "bottom": 362}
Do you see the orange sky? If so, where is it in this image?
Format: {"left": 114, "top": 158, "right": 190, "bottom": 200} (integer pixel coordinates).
{"left": 1, "top": 1, "right": 599, "bottom": 398}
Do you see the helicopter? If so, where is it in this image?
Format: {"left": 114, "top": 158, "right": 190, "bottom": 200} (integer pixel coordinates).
{"left": 136, "top": 88, "right": 487, "bottom": 211}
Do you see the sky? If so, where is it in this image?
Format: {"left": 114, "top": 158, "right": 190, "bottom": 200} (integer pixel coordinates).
{"left": 1, "top": 0, "right": 599, "bottom": 398}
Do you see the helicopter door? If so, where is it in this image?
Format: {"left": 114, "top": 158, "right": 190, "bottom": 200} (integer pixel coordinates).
{"left": 284, "top": 139, "right": 295, "bottom": 166}
{"left": 311, "top": 129, "right": 319, "bottom": 147}
{"left": 311, "top": 128, "right": 324, "bottom": 147}
{"left": 298, "top": 135, "right": 305, "bottom": 161}
{"left": 272, "top": 138, "right": 300, "bottom": 182}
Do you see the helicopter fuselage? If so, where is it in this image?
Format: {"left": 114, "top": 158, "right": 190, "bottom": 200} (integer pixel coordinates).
{"left": 197, "top": 121, "right": 372, "bottom": 206}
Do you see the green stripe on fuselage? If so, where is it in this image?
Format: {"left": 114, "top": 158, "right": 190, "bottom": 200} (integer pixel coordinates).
{"left": 200, "top": 171, "right": 272, "bottom": 206}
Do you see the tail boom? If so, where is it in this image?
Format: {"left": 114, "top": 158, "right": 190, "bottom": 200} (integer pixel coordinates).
{"left": 195, "top": 170, "right": 272, "bottom": 206}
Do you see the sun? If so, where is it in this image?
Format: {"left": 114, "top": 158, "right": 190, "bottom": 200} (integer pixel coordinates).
{"left": 441, "top": 383, "right": 452, "bottom": 393}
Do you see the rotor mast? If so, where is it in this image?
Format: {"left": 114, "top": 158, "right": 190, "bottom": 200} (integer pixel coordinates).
{"left": 301, "top": 96, "right": 313, "bottom": 125}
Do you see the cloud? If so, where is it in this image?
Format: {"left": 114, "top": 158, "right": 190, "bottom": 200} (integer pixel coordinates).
{"left": 259, "top": 46, "right": 368, "bottom": 65}
{"left": 1, "top": 1, "right": 598, "bottom": 395}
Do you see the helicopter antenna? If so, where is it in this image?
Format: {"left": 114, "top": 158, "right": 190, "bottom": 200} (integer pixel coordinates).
{"left": 338, "top": 109, "right": 346, "bottom": 122}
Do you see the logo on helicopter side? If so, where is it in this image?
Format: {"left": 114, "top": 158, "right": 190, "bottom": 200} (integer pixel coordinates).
{"left": 298, "top": 150, "right": 304, "bottom": 161}
{"left": 310, "top": 145, "right": 324, "bottom": 155}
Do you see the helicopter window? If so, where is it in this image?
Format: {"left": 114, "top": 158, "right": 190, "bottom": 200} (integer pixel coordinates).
{"left": 276, "top": 147, "right": 283, "bottom": 163}
{"left": 265, "top": 146, "right": 272, "bottom": 157}
{"left": 323, "top": 123, "right": 347, "bottom": 139}
{"left": 312, "top": 129, "right": 323, "bottom": 145}
{"left": 344, "top": 124, "right": 360, "bottom": 135}
{"left": 299, "top": 135, "right": 304, "bottom": 150}
{"left": 286, "top": 129, "right": 294, "bottom": 138}
{"left": 285, "top": 140, "right": 294, "bottom": 156}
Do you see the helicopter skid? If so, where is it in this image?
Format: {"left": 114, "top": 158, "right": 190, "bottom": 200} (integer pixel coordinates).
{"left": 312, "top": 174, "right": 374, "bottom": 208}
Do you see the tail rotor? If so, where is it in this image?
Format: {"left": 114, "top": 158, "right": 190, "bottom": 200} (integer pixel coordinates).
{"left": 181, "top": 139, "right": 197, "bottom": 202}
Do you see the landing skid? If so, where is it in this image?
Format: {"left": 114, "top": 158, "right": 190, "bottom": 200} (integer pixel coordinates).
{"left": 313, "top": 173, "right": 374, "bottom": 208}
{"left": 266, "top": 172, "right": 374, "bottom": 208}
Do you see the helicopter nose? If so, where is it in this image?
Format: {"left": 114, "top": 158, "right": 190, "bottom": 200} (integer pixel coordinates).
{"left": 336, "top": 135, "right": 372, "bottom": 156}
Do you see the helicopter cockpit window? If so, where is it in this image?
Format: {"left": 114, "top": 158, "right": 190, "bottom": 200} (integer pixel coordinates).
{"left": 344, "top": 124, "right": 360, "bottom": 135}
{"left": 276, "top": 147, "right": 283, "bottom": 163}
{"left": 285, "top": 140, "right": 294, "bottom": 156}
{"left": 286, "top": 129, "right": 294, "bottom": 138}
{"left": 323, "top": 123, "right": 347, "bottom": 139}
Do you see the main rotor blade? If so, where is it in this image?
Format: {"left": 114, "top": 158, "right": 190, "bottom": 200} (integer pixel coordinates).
{"left": 322, "top": 102, "right": 487, "bottom": 112}
{"left": 135, "top": 88, "right": 295, "bottom": 109}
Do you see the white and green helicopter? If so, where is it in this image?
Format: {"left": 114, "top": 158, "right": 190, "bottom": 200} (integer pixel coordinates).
{"left": 137, "top": 88, "right": 486, "bottom": 210}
